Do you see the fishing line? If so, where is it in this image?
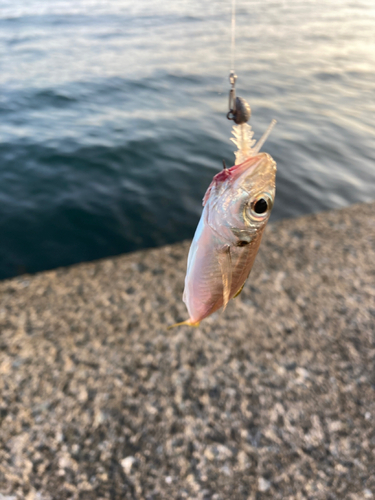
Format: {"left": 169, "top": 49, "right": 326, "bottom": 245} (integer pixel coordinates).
{"left": 227, "top": 0, "right": 251, "bottom": 125}
{"left": 230, "top": 0, "right": 236, "bottom": 75}
{"left": 226, "top": 1, "right": 276, "bottom": 157}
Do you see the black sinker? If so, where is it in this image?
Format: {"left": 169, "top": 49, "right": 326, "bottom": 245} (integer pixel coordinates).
{"left": 254, "top": 198, "right": 268, "bottom": 214}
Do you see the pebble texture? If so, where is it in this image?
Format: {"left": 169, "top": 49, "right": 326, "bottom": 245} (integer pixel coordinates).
{"left": 0, "top": 202, "right": 374, "bottom": 500}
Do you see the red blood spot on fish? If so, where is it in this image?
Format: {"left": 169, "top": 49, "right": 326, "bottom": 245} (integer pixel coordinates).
{"left": 214, "top": 168, "right": 232, "bottom": 182}
{"left": 203, "top": 168, "right": 233, "bottom": 206}
{"left": 202, "top": 160, "right": 252, "bottom": 206}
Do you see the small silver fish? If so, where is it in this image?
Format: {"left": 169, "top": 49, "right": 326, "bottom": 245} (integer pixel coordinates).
{"left": 171, "top": 120, "right": 277, "bottom": 327}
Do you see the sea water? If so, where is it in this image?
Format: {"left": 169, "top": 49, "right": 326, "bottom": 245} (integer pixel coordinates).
{"left": 1, "top": 0, "right": 374, "bottom": 279}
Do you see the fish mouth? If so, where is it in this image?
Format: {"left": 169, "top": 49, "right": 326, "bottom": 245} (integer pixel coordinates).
{"left": 235, "top": 153, "right": 277, "bottom": 214}
{"left": 229, "top": 152, "right": 275, "bottom": 181}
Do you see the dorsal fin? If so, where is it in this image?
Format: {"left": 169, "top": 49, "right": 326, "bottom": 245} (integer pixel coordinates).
{"left": 233, "top": 282, "right": 245, "bottom": 298}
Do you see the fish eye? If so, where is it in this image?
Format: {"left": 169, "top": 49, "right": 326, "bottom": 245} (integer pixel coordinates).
{"left": 245, "top": 194, "right": 273, "bottom": 222}
{"left": 253, "top": 198, "right": 268, "bottom": 214}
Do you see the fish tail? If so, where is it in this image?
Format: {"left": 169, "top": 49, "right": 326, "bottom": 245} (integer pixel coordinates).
{"left": 167, "top": 319, "right": 200, "bottom": 329}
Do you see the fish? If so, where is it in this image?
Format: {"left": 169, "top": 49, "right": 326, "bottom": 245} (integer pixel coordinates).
{"left": 170, "top": 119, "right": 277, "bottom": 328}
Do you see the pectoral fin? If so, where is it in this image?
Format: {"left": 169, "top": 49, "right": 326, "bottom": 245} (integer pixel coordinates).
{"left": 217, "top": 245, "right": 232, "bottom": 311}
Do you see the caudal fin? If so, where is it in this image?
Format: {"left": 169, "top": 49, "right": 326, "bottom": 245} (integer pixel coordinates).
{"left": 167, "top": 319, "right": 200, "bottom": 329}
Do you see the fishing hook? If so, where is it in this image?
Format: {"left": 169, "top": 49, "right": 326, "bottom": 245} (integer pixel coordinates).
{"left": 227, "top": 72, "right": 251, "bottom": 125}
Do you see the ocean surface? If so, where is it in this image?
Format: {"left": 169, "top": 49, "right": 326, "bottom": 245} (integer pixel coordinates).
{"left": 1, "top": 0, "right": 375, "bottom": 280}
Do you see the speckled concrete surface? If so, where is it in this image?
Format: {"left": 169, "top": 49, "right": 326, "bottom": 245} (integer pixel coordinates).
{"left": 0, "top": 202, "right": 374, "bottom": 500}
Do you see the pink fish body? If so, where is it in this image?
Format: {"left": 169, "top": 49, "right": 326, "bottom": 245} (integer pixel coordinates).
{"left": 170, "top": 121, "right": 277, "bottom": 327}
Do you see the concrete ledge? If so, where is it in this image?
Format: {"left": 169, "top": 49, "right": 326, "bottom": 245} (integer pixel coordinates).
{"left": 0, "top": 202, "right": 374, "bottom": 499}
